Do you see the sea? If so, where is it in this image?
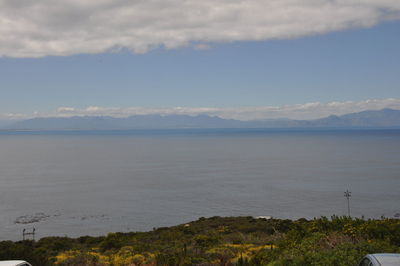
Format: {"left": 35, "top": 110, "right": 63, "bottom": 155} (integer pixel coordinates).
{"left": 0, "top": 128, "right": 399, "bottom": 241}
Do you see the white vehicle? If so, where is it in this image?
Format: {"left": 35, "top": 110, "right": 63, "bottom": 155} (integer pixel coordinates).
{"left": 0, "top": 261, "right": 32, "bottom": 266}
{"left": 359, "top": 254, "right": 400, "bottom": 266}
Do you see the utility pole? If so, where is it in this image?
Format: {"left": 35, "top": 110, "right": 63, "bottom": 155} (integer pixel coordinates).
{"left": 344, "top": 190, "right": 351, "bottom": 217}
{"left": 22, "top": 228, "right": 35, "bottom": 241}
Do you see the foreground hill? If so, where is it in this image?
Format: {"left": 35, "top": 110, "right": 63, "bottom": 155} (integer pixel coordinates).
{"left": 4, "top": 108, "right": 400, "bottom": 130}
{"left": 1, "top": 216, "right": 399, "bottom": 265}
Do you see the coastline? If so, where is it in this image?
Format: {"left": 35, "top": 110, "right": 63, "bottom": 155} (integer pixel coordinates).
{"left": 1, "top": 216, "right": 399, "bottom": 265}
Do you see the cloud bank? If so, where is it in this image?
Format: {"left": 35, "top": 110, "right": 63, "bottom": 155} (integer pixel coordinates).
{"left": 0, "top": 0, "right": 399, "bottom": 57}
{"left": 2, "top": 98, "right": 400, "bottom": 121}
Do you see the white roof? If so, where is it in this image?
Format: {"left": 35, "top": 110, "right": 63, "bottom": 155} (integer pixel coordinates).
{"left": 0, "top": 261, "right": 31, "bottom": 266}
{"left": 255, "top": 216, "right": 272, "bottom": 219}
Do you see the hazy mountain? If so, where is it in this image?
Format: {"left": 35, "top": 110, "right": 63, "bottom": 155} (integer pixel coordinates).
{"left": 6, "top": 114, "right": 244, "bottom": 130}
{"left": 3, "top": 108, "right": 400, "bottom": 130}
{"left": 7, "top": 116, "right": 121, "bottom": 130}
{"left": 303, "top": 108, "right": 400, "bottom": 127}
{"left": 0, "top": 120, "right": 16, "bottom": 128}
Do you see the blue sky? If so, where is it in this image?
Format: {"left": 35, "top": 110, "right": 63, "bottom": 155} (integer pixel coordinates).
{"left": 0, "top": 1, "right": 399, "bottom": 120}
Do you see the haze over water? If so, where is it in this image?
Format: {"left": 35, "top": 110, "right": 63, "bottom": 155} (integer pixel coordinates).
{"left": 0, "top": 129, "right": 399, "bottom": 240}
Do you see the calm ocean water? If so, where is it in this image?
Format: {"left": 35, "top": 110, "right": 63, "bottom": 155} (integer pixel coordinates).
{"left": 0, "top": 129, "right": 399, "bottom": 240}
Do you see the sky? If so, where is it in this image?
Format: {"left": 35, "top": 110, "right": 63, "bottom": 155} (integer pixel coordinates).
{"left": 0, "top": 0, "right": 399, "bottom": 120}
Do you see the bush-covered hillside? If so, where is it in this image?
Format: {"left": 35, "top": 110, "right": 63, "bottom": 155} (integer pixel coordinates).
{"left": 0, "top": 216, "right": 399, "bottom": 265}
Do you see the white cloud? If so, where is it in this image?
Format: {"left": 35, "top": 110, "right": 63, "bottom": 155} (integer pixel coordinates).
{"left": 0, "top": 0, "right": 399, "bottom": 57}
{"left": 2, "top": 98, "right": 400, "bottom": 121}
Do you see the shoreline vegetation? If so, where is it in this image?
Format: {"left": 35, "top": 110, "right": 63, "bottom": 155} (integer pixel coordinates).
{"left": 1, "top": 216, "right": 400, "bottom": 265}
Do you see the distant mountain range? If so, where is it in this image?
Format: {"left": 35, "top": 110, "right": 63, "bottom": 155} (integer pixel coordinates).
{"left": 3, "top": 108, "right": 400, "bottom": 130}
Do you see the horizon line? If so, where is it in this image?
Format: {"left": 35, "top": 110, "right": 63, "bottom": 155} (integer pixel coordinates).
{"left": 1, "top": 99, "right": 399, "bottom": 122}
